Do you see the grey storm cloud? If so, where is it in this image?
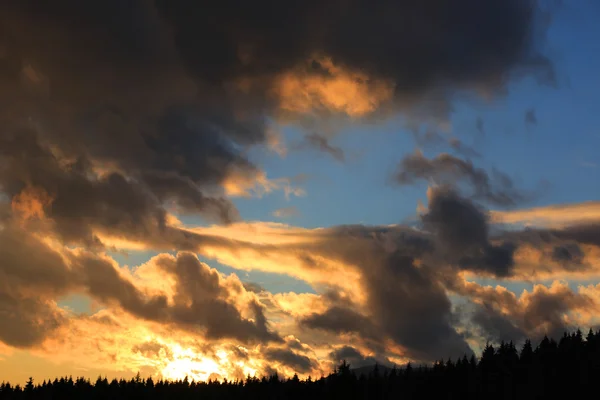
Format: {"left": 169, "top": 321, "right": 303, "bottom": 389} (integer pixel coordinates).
{"left": 301, "top": 306, "right": 377, "bottom": 337}
{"left": 422, "top": 187, "right": 517, "bottom": 277}
{"left": 329, "top": 346, "right": 392, "bottom": 369}
{"left": 0, "top": 0, "right": 553, "bottom": 244}
{"left": 264, "top": 348, "right": 316, "bottom": 373}
{"left": 395, "top": 151, "right": 529, "bottom": 207}
{"left": 329, "top": 346, "right": 392, "bottom": 368}
{"left": 470, "top": 303, "right": 526, "bottom": 344}
{"left": 153, "top": 0, "right": 553, "bottom": 91}
{"left": 551, "top": 243, "right": 586, "bottom": 267}
{"left": 291, "top": 205, "right": 478, "bottom": 361}
{"left": 285, "top": 190, "right": 600, "bottom": 362}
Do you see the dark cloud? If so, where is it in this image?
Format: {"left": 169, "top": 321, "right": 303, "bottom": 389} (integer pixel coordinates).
{"left": 364, "top": 250, "right": 473, "bottom": 361}
{"left": 551, "top": 223, "right": 600, "bottom": 247}
{"left": 525, "top": 108, "right": 538, "bottom": 126}
{"left": 154, "top": 252, "right": 281, "bottom": 343}
{"left": 410, "top": 131, "right": 481, "bottom": 159}
{"left": 264, "top": 348, "right": 315, "bottom": 373}
{"left": 0, "top": 128, "right": 237, "bottom": 248}
{"left": 395, "top": 151, "right": 528, "bottom": 207}
{"left": 422, "top": 187, "right": 516, "bottom": 277}
{"left": 0, "top": 295, "right": 65, "bottom": 348}
{"left": 0, "top": 226, "right": 73, "bottom": 347}
{"left": 329, "top": 346, "right": 391, "bottom": 369}
{"left": 449, "top": 138, "right": 481, "bottom": 159}
{"left": 498, "top": 222, "right": 600, "bottom": 274}
{"left": 0, "top": 0, "right": 567, "bottom": 363}
{"left": 459, "top": 281, "right": 596, "bottom": 344}
{"left": 0, "top": 0, "right": 553, "bottom": 246}
{"left": 285, "top": 337, "right": 311, "bottom": 353}
{"left": 301, "top": 306, "right": 377, "bottom": 337}
{"left": 551, "top": 243, "right": 585, "bottom": 266}
{"left": 155, "top": 212, "right": 598, "bottom": 362}
{"left": 155, "top": 0, "right": 553, "bottom": 93}
{"left": 228, "top": 345, "right": 250, "bottom": 361}
{"left": 75, "top": 254, "right": 169, "bottom": 321}
{"left": 287, "top": 191, "right": 595, "bottom": 360}
{"left": 295, "top": 223, "right": 473, "bottom": 361}
{"left": 303, "top": 134, "right": 345, "bottom": 162}
{"left": 0, "top": 224, "right": 279, "bottom": 348}
{"left": 470, "top": 303, "right": 526, "bottom": 343}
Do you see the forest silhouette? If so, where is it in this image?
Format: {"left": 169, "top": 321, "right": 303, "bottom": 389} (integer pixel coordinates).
{"left": 2, "top": 329, "right": 598, "bottom": 399}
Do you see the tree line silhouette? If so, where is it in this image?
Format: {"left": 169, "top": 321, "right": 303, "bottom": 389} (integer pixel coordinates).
{"left": 2, "top": 329, "right": 599, "bottom": 399}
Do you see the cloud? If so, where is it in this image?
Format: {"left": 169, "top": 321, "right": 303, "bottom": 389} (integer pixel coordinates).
{"left": 3, "top": 193, "right": 600, "bottom": 377}
{"left": 422, "top": 187, "right": 516, "bottom": 277}
{"left": 395, "top": 151, "right": 530, "bottom": 207}
{"left": 0, "top": 226, "right": 72, "bottom": 347}
{"left": 301, "top": 306, "right": 376, "bottom": 338}
{"left": 263, "top": 348, "right": 316, "bottom": 373}
{"left": 301, "top": 133, "right": 346, "bottom": 162}
{"left": 551, "top": 243, "right": 585, "bottom": 266}
{"left": 0, "top": 222, "right": 281, "bottom": 347}
{"left": 525, "top": 108, "right": 538, "bottom": 126}
{"left": 449, "top": 138, "right": 482, "bottom": 159}
{"left": 0, "top": 0, "right": 554, "bottom": 242}
{"left": 490, "top": 201, "right": 600, "bottom": 229}
{"left": 272, "top": 206, "right": 300, "bottom": 219}
{"left": 329, "top": 346, "right": 391, "bottom": 369}
{"left": 154, "top": 0, "right": 553, "bottom": 115}
{"left": 87, "top": 195, "right": 600, "bottom": 358}
{"left": 0, "top": 1, "right": 572, "bottom": 373}
{"left": 459, "top": 280, "right": 599, "bottom": 343}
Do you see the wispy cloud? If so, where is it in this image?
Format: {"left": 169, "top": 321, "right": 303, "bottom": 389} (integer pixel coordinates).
{"left": 272, "top": 206, "right": 300, "bottom": 219}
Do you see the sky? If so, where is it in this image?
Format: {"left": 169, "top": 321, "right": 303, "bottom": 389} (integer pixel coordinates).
{"left": 1, "top": 0, "right": 600, "bottom": 385}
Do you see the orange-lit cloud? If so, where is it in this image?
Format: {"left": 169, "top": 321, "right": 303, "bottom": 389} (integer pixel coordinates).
{"left": 12, "top": 300, "right": 328, "bottom": 384}
{"left": 11, "top": 186, "right": 53, "bottom": 222}
{"left": 222, "top": 168, "right": 306, "bottom": 200}
{"left": 0, "top": 0, "right": 570, "bottom": 386}
{"left": 4, "top": 191, "right": 600, "bottom": 383}
{"left": 490, "top": 201, "right": 600, "bottom": 228}
{"left": 270, "top": 55, "right": 395, "bottom": 118}
{"left": 457, "top": 278, "right": 600, "bottom": 341}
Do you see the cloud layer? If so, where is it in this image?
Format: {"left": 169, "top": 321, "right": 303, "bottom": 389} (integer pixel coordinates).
{"left": 4, "top": 191, "right": 600, "bottom": 380}
{"left": 2, "top": 0, "right": 592, "bottom": 385}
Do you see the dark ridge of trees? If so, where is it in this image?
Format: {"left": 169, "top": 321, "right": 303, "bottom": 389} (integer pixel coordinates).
{"left": 2, "top": 329, "right": 600, "bottom": 399}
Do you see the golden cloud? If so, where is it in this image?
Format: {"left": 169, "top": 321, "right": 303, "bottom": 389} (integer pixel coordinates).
{"left": 490, "top": 201, "right": 600, "bottom": 228}
{"left": 272, "top": 56, "right": 395, "bottom": 118}
{"left": 11, "top": 186, "right": 53, "bottom": 222}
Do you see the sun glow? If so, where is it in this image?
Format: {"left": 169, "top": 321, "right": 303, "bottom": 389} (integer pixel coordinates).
{"left": 161, "top": 346, "right": 222, "bottom": 382}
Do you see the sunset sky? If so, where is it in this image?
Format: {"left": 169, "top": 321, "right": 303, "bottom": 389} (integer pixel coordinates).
{"left": 1, "top": 0, "right": 600, "bottom": 385}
